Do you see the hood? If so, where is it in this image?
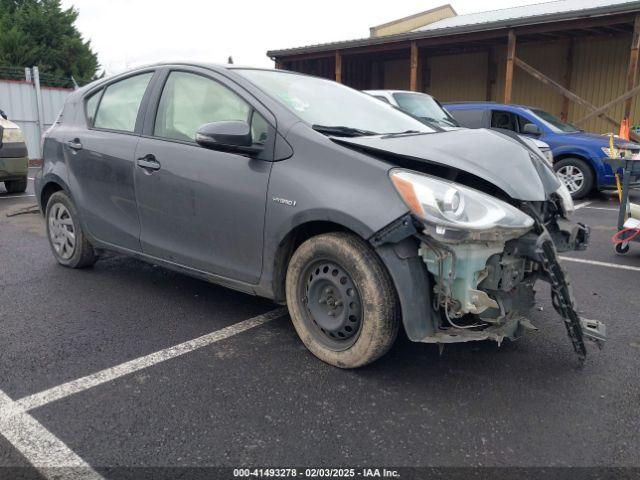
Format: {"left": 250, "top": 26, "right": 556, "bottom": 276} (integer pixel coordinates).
{"left": 562, "top": 130, "right": 638, "bottom": 148}
{"left": 334, "top": 128, "right": 560, "bottom": 201}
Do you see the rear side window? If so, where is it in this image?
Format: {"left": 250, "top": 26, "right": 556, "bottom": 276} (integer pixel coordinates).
{"left": 94, "top": 73, "right": 153, "bottom": 132}
{"left": 448, "top": 108, "right": 485, "bottom": 128}
{"left": 85, "top": 90, "right": 101, "bottom": 126}
{"left": 154, "top": 71, "right": 252, "bottom": 142}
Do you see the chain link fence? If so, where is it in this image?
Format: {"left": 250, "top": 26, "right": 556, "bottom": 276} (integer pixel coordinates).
{"left": 0, "top": 66, "right": 76, "bottom": 88}
{"left": 0, "top": 66, "right": 73, "bottom": 159}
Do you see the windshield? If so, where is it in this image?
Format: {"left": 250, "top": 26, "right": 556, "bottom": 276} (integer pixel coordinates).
{"left": 392, "top": 92, "right": 459, "bottom": 127}
{"left": 236, "top": 69, "right": 433, "bottom": 136}
{"left": 530, "top": 108, "right": 579, "bottom": 133}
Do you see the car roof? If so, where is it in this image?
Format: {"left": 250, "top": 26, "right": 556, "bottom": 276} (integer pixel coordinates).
{"left": 365, "top": 89, "right": 434, "bottom": 97}
{"left": 75, "top": 62, "right": 299, "bottom": 96}
{"left": 444, "top": 101, "right": 535, "bottom": 110}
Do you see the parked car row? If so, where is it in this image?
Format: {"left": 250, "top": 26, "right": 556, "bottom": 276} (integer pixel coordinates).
{"left": 446, "top": 102, "right": 629, "bottom": 199}
{"left": 34, "top": 63, "right": 604, "bottom": 368}
{"left": 365, "top": 89, "right": 555, "bottom": 166}
{"left": 366, "top": 89, "right": 636, "bottom": 200}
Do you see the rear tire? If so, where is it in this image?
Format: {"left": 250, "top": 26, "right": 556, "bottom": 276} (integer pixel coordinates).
{"left": 4, "top": 177, "right": 27, "bottom": 193}
{"left": 286, "top": 232, "right": 399, "bottom": 368}
{"left": 45, "top": 191, "right": 97, "bottom": 268}
{"left": 554, "top": 158, "right": 594, "bottom": 200}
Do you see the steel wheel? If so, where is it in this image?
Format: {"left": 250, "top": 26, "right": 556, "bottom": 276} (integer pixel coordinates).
{"left": 48, "top": 202, "right": 76, "bottom": 260}
{"left": 556, "top": 164, "right": 585, "bottom": 194}
{"left": 302, "top": 260, "right": 363, "bottom": 351}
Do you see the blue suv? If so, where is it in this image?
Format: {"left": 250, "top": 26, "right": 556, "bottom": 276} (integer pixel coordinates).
{"left": 444, "top": 102, "right": 628, "bottom": 199}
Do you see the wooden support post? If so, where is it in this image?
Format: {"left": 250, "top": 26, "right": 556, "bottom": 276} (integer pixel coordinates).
{"left": 486, "top": 48, "right": 495, "bottom": 101}
{"left": 504, "top": 30, "right": 516, "bottom": 104}
{"left": 623, "top": 14, "right": 640, "bottom": 120}
{"left": 274, "top": 59, "right": 283, "bottom": 70}
{"left": 335, "top": 51, "right": 342, "bottom": 84}
{"left": 409, "top": 41, "right": 419, "bottom": 92}
{"left": 560, "top": 38, "right": 574, "bottom": 122}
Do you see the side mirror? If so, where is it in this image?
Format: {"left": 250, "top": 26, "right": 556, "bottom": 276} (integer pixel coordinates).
{"left": 522, "top": 123, "right": 542, "bottom": 136}
{"left": 195, "top": 121, "right": 262, "bottom": 154}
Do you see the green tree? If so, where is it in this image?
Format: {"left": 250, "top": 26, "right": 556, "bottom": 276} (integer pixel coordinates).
{"left": 0, "top": 0, "right": 99, "bottom": 85}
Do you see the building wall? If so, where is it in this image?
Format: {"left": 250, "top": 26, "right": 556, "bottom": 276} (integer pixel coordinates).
{"left": 375, "top": 33, "right": 635, "bottom": 135}
{"left": 428, "top": 51, "right": 489, "bottom": 102}
{"left": 382, "top": 59, "right": 410, "bottom": 90}
{"left": 0, "top": 80, "right": 71, "bottom": 159}
{"left": 493, "top": 41, "right": 567, "bottom": 119}
{"left": 569, "top": 35, "right": 631, "bottom": 134}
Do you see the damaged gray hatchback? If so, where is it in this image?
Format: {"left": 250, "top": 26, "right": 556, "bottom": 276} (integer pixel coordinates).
{"left": 36, "top": 64, "right": 605, "bottom": 368}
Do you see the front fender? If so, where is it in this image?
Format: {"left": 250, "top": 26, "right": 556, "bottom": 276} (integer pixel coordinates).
{"left": 375, "top": 237, "right": 439, "bottom": 341}
{"left": 552, "top": 146, "right": 611, "bottom": 184}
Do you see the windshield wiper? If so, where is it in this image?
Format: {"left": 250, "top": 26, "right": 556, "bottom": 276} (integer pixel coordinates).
{"left": 420, "top": 116, "right": 459, "bottom": 128}
{"left": 312, "top": 125, "right": 378, "bottom": 137}
{"left": 381, "top": 130, "right": 428, "bottom": 138}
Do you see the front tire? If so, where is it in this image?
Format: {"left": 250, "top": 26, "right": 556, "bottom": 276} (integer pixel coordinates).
{"left": 45, "top": 191, "right": 97, "bottom": 268}
{"left": 4, "top": 177, "right": 27, "bottom": 193}
{"left": 554, "top": 158, "right": 594, "bottom": 199}
{"left": 286, "top": 232, "right": 399, "bottom": 368}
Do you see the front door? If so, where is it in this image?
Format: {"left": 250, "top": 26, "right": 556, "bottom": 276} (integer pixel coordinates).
{"left": 133, "top": 69, "right": 273, "bottom": 284}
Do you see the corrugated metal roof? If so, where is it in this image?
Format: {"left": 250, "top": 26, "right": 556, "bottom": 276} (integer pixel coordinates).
{"left": 414, "top": 0, "right": 637, "bottom": 32}
{"left": 267, "top": 0, "right": 640, "bottom": 57}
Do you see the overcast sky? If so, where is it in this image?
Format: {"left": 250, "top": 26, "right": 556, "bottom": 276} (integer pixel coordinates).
{"left": 61, "top": 0, "right": 545, "bottom": 75}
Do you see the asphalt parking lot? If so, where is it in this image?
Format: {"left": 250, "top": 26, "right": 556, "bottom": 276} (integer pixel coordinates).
{"left": 1, "top": 170, "right": 639, "bottom": 478}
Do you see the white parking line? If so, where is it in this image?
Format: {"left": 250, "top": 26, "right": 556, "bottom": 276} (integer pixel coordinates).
{"left": 17, "top": 307, "right": 288, "bottom": 412}
{"left": 0, "top": 194, "right": 36, "bottom": 199}
{"left": 560, "top": 256, "right": 640, "bottom": 272}
{"left": 574, "top": 201, "right": 592, "bottom": 210}
{"left": 0, "top": 389, "right": 103, "bottom": 479}
{"left": 582, "top": 206, "right": 619, "bottom": 212}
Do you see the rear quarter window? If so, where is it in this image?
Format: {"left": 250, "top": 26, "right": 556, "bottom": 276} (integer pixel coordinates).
{"left": 448, "top": 108, "right": 485, "bottom": 128}
{"left": 85, "top": 90, "right": 102, "bottom": 126}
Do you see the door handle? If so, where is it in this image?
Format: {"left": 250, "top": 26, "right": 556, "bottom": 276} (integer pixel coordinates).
{"left": 67, "top": 139, "right": 83, "bottom": 151}
{"left": 136, "top": 154, "right": 161, "bottom": 171}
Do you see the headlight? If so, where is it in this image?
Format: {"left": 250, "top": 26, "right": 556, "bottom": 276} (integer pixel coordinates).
{"left": 390, "top": 169, "right": 534, "bottom": 241}
{"left": 2, "top": 127, "right": 24, "bottom": 144}
{"left": 601, "top": 146, "right": 640, "bottom": 159}
{"left": 555, "top": 181, "right": 575, "bottom": 217}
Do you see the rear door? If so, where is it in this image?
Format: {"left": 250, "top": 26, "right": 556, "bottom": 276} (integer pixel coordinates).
{"left": 447, "top": 108, "right": 488, "bottom": 128}
{"left": 66, "top": 70, "right": 157, "bottom": 251}
{"left": 133, "top": 67, "right": 274, "bottom": 283}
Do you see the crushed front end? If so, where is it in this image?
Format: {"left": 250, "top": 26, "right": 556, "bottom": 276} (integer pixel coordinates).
{"left": 374, "top": 169, "right": 605, "bottom": 361}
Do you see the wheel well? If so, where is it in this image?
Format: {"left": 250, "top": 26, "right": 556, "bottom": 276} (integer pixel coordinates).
{"left": 553, "top": 154, "right": 597, "bottom": 187}
{"left": 40, "top": 182, "right": 63, "bottom": 214}
{"left": 553, "top": 153, "right": 594, "bottom": 172}
{"left": 271, "top": 221, "right": 358, "bottom": 302}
